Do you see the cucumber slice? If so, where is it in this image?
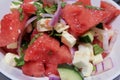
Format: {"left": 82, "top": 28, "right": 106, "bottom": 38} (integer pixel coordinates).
{"left": 93, "top": 44, "right": 104, "bottom": 55}
{"left": 79, "top": 31, "right": 94, "bottom": 43}
{"left": 58, "top": 64, "right": 83, "bottom": 80}
{"left": 96, "top": 23, "right": 104, "bottom": 29}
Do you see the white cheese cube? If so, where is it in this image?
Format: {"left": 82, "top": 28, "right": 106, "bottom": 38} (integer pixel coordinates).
{"left": 54, "top": 23, "right": 69, "bottom": 33}
{"left": 10, "top": 1, "right": 22, "bottom": 10}
{"left": 93, "top": 54, "right": 103, "bottom": 65}
{"left": 61, "top": 31, "right": 76, "bottom": 48}
{"left": 82, "top": 63, "right": 93, "bottom": 77}
{"left": 72, "top": 50, "right": 90, "bottom": 68}
{"left": 7, "top": 42, "right": 17, "bottom": 49}
{"left": 78, "top": 44, "right": 94, "bottom": 61}
{"left": 4, "top": 53, "right": 19, "bottom": 67}
{"left": 37, "top": 18, "right": 53, "bottom": 32}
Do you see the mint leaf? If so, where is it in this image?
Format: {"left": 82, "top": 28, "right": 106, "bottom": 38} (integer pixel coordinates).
{"left": 44, "top": 4, "right": 57, "bottom": 14}
{"left": 18, "top": 8, "right": 24, "bottom": 21}
{"left": 12, "top": 1, "right": 21, "bottom": 5}
{"left": 29, "top": 33, "right": 43, "bottom": 45}
{"left": 34, "top": 2, "right": 45, "bottom": 20}
{"left": 14, "top": 48, "right": 25, "bottom": 67}
{"left": 85, "top": 5, "right": 103, "bottom": 10}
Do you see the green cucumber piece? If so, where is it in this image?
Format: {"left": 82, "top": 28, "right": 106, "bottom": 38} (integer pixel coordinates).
{"left": 79, "top": 31, "right": 94, "bottom": 43}
{"left": 96, "top": 23, "right": 104, "bottom": 29}
{"left": 93, "top": 44, "right": 104, "bottom": 55}
{"left": 58, "top": 64, "right": 83, "bottom": 80}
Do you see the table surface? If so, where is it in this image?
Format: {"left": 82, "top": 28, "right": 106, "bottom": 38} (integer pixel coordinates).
{"left": 0, "top": 0, "right": 120, "bottom": 80}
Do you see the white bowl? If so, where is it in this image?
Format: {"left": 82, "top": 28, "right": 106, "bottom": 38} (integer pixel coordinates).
{"left": 0, "top": 0, "right": 120, "bottom": 80}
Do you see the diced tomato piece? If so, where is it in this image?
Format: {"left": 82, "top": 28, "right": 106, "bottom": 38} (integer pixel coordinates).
{"left": 24, "top": 34, "right": 60, "bottom": 61}
{"left": 22, "top": 61, "right": 45, "bottom": 77}
{"left": 0, "top": 10, "right": 28, "bottom": 47}
{"left": 24, "top": 34, "right": 72, "bottom": 76}
{"left": 45, "top": 64, "right": 58, "bottom": 76}
{"left": 22, "top": 3, "right": 37, "bottom": 14}
{"left": 101, "top": 1, "right": 120, "bottom": 24}
{"left": 47, "top": 45, "right": 72, "bottom": 64}
{"left": 103, "top": 24, "right": 111, "bottom": 30}
{"left": 102, "top": 52, "right": 108, "bottom": 58}
{"left": 78, "top": 0, "right": 91, "bottom": 5}
{"left": 62, "top": 4, "right": 110, "bottom": 36}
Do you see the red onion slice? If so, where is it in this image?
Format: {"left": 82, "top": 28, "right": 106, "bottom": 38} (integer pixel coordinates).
{"left": 102, "top": 32, "right": 109, "bottom": 53}
{"left": 17, "top": 16, "right": 37, "bottom": 54}
{"left": 49, "top": 74, "right": 60, "bottom": 80}
{"left": 25, "top": 16, "right": 37, "bottom": 27}
{"left": 102, "top": 57, "right": 113, "bottom": 71}
{"left": 60, "top": 19, "right": 66, "bottom": 25}
{"left": 95, "top": 62, "right": 104, "bottom": 74}
{"left": 109, "top": 30, "right": 118, "bottom": 50}
{"left": 40, "top": 13, "right": 53, "bottom": 18}
{"left": 69, "top": 48, "right": 75, "bottom": 55}
{"left": 49, "top": 0, "right": 61, "bottom": 27}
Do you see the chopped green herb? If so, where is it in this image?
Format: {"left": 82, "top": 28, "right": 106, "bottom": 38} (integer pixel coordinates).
{"left": 29, "top": 33, "right": 43, "bottom": 45}
{"left": 19, "top": 0, "right": 23, "bottom": 2}
{"left": 85, "top": 5, "right": 103, "bottom": 10}
{"left": 49, "top": 30, "right": 62, "bottom": 37}
{"left": 73, "top": 2, "right": 83, "bottom": 5}
{"left": 54, "top": 33, "right": 62, "bottom": 36}
{"left": 96, "top": 23, "right": 104, "bottom": 29}
{"left": 14, "top": 48, "right": 25, "bottom": 67}
{"left": 34, "top": 2, "right": 45, "bottom": 20}
{"left": 93, "top": 44, "right": 104, "bottom": 55}
{"left": 12, "top": 1, "right": 21, "bottom": 5}
{"left": 44, "top": 4, "right": 57, "bottom": 14}
{"left": 18, "top": 7, "right": 22, "bottom": 13}
{"left": 21, "top": 41, "right": 29, "bottom": 50}
{"left": 37, "top": 0, "right": 43, "bottom": 4}
{"left": 20, "top": 14, "right": 24, "bottom": 21}
{"left": 61, "top": 2, "right": 66, "bottom": 8}
{"left": 18, "top": 8, "right": 24, "bottom": 21}
{"left": 93, "top": 65, "right": 96, "bottom": 71}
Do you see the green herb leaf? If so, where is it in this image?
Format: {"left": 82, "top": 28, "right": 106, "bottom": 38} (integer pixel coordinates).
{"left": 93, "top": 44, "right": 104, "bottom": 55}
{"left": 18, "top": 8, "right": 24, "bottom": 21}
{"left": 34, "top": 2, "right": 45, "bottom": 20}
{"left": 14, "top": 48, "right": 25, "bottom": 67}
{"left": 29, "top": 33, "right": 43, "bottom": 45}
{"left": 19, "top": 0, "right": 23, "bottom": 2}
{"left": 93, "top": 65, "right": 96, "bottom": 71}
{"left": 61, "top": 2, "right": 66, "bottom": 8}
{"left": 21, "top": 41, "right": 29, "bottom": 50}
{"left": 44, "top": 4, "right": 57, "bottom": 14}
{"left": 49, "top": 30, "right": 61, "bottom": 37}
{"left": 85, "top": 5, "right": 103, "bottom": 10}
{"left": 18, "top": 7, "right": 22, "bottom": 13}
{"left": 73, "top": 2, "right": 83, "bottom": 5}
{"left": 12, "top": 1, "right": 21, "bottom": 5}
{"left": 20, "top": 14, "right": 24, "bottom": 21}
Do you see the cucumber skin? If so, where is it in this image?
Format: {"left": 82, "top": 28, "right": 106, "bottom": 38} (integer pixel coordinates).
{"left": 58, "top": 64, "right": 83, "bottom": 80}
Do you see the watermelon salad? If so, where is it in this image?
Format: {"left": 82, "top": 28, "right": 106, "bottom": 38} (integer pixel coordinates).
{"left": 0, "top": 0, "right": 120, "bottom": 80}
